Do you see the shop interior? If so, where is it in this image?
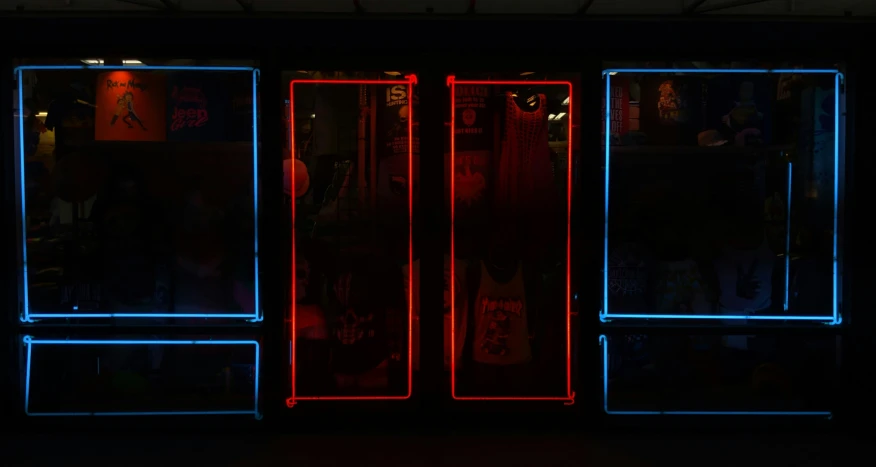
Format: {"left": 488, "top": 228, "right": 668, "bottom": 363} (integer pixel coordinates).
{"left": 602, "top": 61, "right": 843, "bottom": 413}
{"left": 448, "top": 72, "right": 576, "bottom": 399}
{"left": 286, "top": 71, "right": 415, "bottom": 398}
{"left": 16, "top": 59, "right": 259, "bottom": 322}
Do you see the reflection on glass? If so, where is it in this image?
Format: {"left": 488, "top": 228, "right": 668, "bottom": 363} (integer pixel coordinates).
{"left": 15, "top": 62, "right": 259, "bottom": 321}
{"left": 287, "top": 72, "right": 415, "bottom": 404}
{"left": 449, "top": 74, "right": 575, "bottom": 401}
{"left": 600, "top": 334, "right": 835, "bottom": 415}
{"left": 23, "top": 336, "right": 260, "bottom": 417}
{"left": 602, "top": 65, "right": 842, "bottom": 323}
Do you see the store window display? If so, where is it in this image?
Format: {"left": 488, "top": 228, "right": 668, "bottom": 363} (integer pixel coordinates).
{"left": 447, "top": 74, "right": 576, "bottom": 402}
{"left": 286, "top": 72, "right": 416, "bottom": 405}
{"left": 13, "top": 60, "right": 260, "bottom": 323}
{"left": 602, "top": 64, "right": 843, "bottom": 324}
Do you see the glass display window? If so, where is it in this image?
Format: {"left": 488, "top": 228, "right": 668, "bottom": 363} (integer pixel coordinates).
{"left": 600, "top": 63, "right": 844, "bottom": 326}
{"left": 285, "top": 72, "right": 417, "bottom": 406}
{"left": 12, "top": 59, "right": 261, "bottom": 323}
{"left": 600, "top": 333, "right": 836, "bottom": 417}
{"left": 22, "top": 335, "right": 260, "bottom": 418}
{"left": 447, "top": 73, "right": 577, "bottom": 403}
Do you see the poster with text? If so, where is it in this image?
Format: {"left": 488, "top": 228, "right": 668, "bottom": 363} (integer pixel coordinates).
{"left": 166, "top": 73, "right": 227, "bottom": 142}
{"left": 602, "top": 77, "right": 630, "bottom": 145}
{"left": 377, "top": 83, "right": 420, "bottom": 212}
{"left": 95, "top": 71, "right": 166, "bottom": 142}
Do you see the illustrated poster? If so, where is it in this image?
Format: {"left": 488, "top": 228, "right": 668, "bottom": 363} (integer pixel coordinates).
{"left": 95, "top": 71, "right": 166, "bottom": 142}
{"left": 166, "top": 73, "right": 226, "bottom": 142}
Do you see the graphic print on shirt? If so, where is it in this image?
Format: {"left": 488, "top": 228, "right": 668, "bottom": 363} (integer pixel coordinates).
{"left": 455, "top": 154, "right": 486, "bottom": 206}
{"left": 735, "top": 259, "right": 761, "bottom": 300}
{"left": 653, "top": 262, "right": 704, "bottom": 314}
{"left": 608, "top": 246, "right": 647, "bottom": 297}
{"left": 478, "top": 297, "right": 524, "bottom": 356}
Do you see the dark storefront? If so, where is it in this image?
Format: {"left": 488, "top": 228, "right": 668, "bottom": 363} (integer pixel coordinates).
{"left": 1, "top": 4, "right": 873, "bottom": 441}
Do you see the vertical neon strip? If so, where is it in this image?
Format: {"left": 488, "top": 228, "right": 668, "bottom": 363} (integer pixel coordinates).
{"left": 17, "top": 69, "right": 30, "bottom": 322}
{"left": 252, "top": 69, "right": 260, "bottom": 321}
{"left": 833, "top": 72, "right": 841, "bottom": 325}
{"left": 448, "top": 76, "right": 457, "bottom": 399}
{"left": 24, "top": 336, "right": 33, "bottom": 413}
{"left": 288, "top": 80, "right": 297, "bottom": 407}
{"left": 566, "top": 82, "right": 573, "bottom": 399}
{"left": 407, "top": 76, "right": 415, "bottom": 397}
{"left": 785, "top": 160, "right": 792, "bottom": 311}
{"left": 253, "top": 341, "right": 261, "bottom": 418}
{"left": 602, "top": 73, "right": 611, "bottom": 321}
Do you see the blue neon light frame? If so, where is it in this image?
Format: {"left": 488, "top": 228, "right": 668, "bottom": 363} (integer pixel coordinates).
{"left": 599, "top": 335, "right": 832, "bottom": 417}
{"left": 14, "top": 64, "right": 261, "bottom": 322}
{"left": 22, "top": 335, "right": 261, "bottom": 419}
{"left": 602, "top": 68, "right": 843, "bottom": 325}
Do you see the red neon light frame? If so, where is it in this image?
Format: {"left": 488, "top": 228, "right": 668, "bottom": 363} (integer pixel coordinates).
{"left": 287, "top": 75, "right": 417, "bottom": 408}
{"left": 447, "top": 76, "right": 575, "bottom": 404}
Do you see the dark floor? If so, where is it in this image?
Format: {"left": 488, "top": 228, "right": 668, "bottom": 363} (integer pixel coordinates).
{"left": 5, "top": 434, "right": 854, "bottom": 466}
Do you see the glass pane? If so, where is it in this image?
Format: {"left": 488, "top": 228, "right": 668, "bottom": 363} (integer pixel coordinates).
{"left": 602, "top": 334, "right": 837, "bottom": 415}
{"left": 14, "top": 59, "right": 260, "bottom": 323}
{"left": 23, "top": 336, "right": 259, "bottom": 416}
{"left": 602, "top": 62, "right": 843, "bottom": 324}
{"left": 286, "top": 72, "right": 416, "bottom": 402}
{"left": 448, "top": 73, "right": 577, "bottom": 401}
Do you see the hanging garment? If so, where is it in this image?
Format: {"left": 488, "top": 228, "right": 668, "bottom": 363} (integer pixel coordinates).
{"left": 472, "top": 261, "right": 531, "bottom": 365}
{"left": 329, "top": 271, "right": 390, "bottom": 376}
{"left": 715, "top": 237, "right": 774, "bottom": 350}
{"left": 494, "top": 92, "right": 553, "bottom": 221}
{"left": 652, "top": 259, "right": 711, "bottom": 316}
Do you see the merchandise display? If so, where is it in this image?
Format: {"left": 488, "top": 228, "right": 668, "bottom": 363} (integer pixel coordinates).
{"left": 603, "top": 65, "right": 842, "bottom": 323}
{"left": 15, "top": 63, "right": 259, "bottom": 322}
{"left": 287, "top": 72, "right": 416, "bottom": 404}
{"left": 449, "top": 75, "right": 575, "bottom": 401}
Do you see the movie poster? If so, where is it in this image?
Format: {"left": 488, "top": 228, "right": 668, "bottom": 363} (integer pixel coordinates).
{"left": 95, "top": 71, "right": 166, "bottom": 142}
{"left": 377, "top": 83, "right": 419, "bottom": 211}
{"left": 454, "top": 85, "right": 492, "bottom": 216}
{"left": 601, "top": 77, "right": 630, "bottom": 145}
{"left": 166, "top": 73, "right": 226, "bottom": 142}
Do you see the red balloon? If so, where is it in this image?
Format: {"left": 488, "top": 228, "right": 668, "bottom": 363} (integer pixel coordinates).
{"left": 284, "top": 158, "right": 309, "bottom": 198}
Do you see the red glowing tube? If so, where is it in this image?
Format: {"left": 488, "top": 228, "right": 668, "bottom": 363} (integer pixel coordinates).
{"left": 287, "top": 75, "right": 417, "bottom": 408}
{"left": 447, "top": 76, "right": 575, "bottom": 405}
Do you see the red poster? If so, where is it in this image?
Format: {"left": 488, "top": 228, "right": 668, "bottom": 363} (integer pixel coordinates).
{"left": 601, "top": 77, "right": 630, "bottom": 142}
{"left": 95, "top": 71, "right": 166, "bottom": 142}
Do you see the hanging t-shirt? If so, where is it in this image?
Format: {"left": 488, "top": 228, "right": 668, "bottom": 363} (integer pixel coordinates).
{"left": 329, "top": 271, "right": 390, "bottom": 375}
{"left": 607, "top": 243, "right": 651, "bottom": 314}
{"left": 639, "top": 76, "right": 707, "bottom": 146}
{"left": 715, "top": 239, "right": 774, "bottom": 314}
{"left": 473, "top": 261, "right": 531, "bottom": 365}
{"left": 495, "top": 92, "right": 553, "bottom": 221}
{"left": 166, "top": 73, "right": 227, "bottom": 142}
{"left": 377, "top": 84, "right": 419, "bottom": 216}
{"left": 652, "top": 259, "right": 710, "bottom": 315}
{"left": 454, "top": 85, "right": 493, "bottom": 219}
{"left": 95, "top": 71, "right": 166, "bottom": 142}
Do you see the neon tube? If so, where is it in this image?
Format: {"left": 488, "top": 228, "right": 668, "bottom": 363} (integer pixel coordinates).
{"left": 15, "top": 65, "right": 261, "bottom": 322}
{"left": 600, "top": 68, "right": 843, "bottom": 324}
{"left": 448, "top": 76, "right": 575, "bottom": 404}
{"left": 286, "top": 76, "right": 417, "bottom": 408}
{"left": 23, "top": 336, "right": 261, "bottom": 419}
{"left": 599, "top": 335, "right": 831, "bottom": 417}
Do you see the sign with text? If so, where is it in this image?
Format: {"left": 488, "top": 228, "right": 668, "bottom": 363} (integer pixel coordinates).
{"left": 602, "top": 77, "right": 629, "bottom": 144}
{"left": 95, "top": 71, "right": 166, "bottom": 142}
{"left": 166, "top": 73, "right": 226, "bottom": 142}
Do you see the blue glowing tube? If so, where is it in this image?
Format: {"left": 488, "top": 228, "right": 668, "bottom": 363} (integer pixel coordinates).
{"left": 599, "top": 335, "right": 831, "bottom": 417}
{"left": 15, "top": 65, "right": 260, "bottom": 322}
{"left": 23, "top": 336, "right": 261, "bottom": 419}
{"left": 601, "top": 68, "right": 842, "bottom": 324}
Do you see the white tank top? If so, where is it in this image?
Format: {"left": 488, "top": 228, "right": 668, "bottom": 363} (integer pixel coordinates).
{"left": 473, "top": 261, "right": 531, "bottom": 365}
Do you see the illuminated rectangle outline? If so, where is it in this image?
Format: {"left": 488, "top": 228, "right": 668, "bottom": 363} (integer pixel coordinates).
{"left": 286, "top": 75, "right": 417, "bottom": 407}
{"left": 447, "top": 76, "right": 575, "bottom": 404}
{"left": 23, "top": 335, "right": 261, "bottom": 419}
{"left": 15, "top": 64, "right": 261, "bottom": 322}
{"left": 599, "top": 335, "right": 831, "bottom": 417}
{"left": 601, "top": 68, "right": 843, "bottom": 325}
